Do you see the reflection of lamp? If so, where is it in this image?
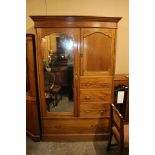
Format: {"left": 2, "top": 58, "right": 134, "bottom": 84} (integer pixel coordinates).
{"left": 48, "top": 51, "right": 54, "bottom": 61}
{"left": 48, "top": 55, "right": 51, "bottom": 60}
{"left": 62, "top": 39, "right": 73, "bottom": 51}
{"left": 66, "top": 39, "right": 73, "bottom": 51}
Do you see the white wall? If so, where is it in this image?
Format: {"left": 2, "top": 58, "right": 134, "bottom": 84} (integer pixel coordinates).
{"left": 26, "top": 0, "right": 129, "bottom": 74}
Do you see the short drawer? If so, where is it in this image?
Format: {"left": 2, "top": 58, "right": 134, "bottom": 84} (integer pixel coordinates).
{"left": 80, "top": 76, "right": 112, "bottom": 89}
{"left": 80, "top": 103, "right": 110, "bottom": 118}
{"left": 80, "top": 89, "right": 112, "bottom": 102}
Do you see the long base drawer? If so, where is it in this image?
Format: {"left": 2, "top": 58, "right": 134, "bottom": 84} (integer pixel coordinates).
{"left": 42, "top": 118, "right": 110, "bottom": 134}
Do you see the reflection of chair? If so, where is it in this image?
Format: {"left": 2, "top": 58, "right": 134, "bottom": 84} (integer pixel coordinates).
{"left": 107, "top": 104, "right": 129, "bottom": 155}
{"left": 44, "top": 72, "right": 62, "bottom": 111}
{"left": 66, "top": 65, "right": 73, "bottom": 101}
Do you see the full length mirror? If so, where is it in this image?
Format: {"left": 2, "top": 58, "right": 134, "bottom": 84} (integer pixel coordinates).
{"left": 41, "top": 33, "right": 74, "bottom": 112}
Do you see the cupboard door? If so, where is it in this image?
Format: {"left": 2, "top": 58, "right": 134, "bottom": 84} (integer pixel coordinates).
{"left": 81, "top": 28, "right": 116, "bottom": 76}
{"left": 36, "top": 28, "right": 80, "bottom": 117}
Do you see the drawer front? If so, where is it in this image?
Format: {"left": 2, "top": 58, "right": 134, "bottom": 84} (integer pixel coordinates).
{"left": 80, "top": 76, "right": 112, "bottom": 89}
{"left": 80, "top": 103, "right": 110, "bottom": 118}
{"left": 42, "top": 118, "right": 110, "bottom": 134}
{"left": 80, "top": 89, "right": 112, "bottom": 102}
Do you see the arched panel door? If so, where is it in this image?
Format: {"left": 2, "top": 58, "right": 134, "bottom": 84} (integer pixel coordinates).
{"left": 80, "top": 28, "right": 116, "bottom": 76}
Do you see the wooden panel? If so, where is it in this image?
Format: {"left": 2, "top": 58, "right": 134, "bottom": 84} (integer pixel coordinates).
{"left": 26, "top": 101, "right": 32, "bottom": 131}
{"left": 81, "top": 28, "right": 115, "bottom": 76}
{"left": 84, "top": 29, "right": 112, "bottom": 71}
{"left": 26, "top": 98, "right": 40, "bottom": 141}
{"left": 80, "top": 89, "right": 112, "bottom": 102}
{"left": 80, "top": 103, "right": 110, "bottom": 118}
{"left": 80, "top": 76, "right": 112, "bottom": 89}
{"left": 42, "top": 118, "right": 110, "bottom": 134}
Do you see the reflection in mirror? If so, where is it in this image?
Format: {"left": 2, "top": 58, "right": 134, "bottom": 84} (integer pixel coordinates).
{"left": 41, "top": 33, "right": 74, "bottom": 113}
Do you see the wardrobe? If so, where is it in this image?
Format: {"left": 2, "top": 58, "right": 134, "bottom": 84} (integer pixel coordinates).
{"left": 30, "top": 16, "right": 121, "bottom": 141}
{"left": 26, "top": 34, "right": 41, "bottom": 141}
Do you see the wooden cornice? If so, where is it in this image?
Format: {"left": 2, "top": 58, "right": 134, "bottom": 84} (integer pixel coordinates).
{"left": 30, "top": 16, "right": 122, "bottom": 28}
{"left": 30, "top": 16, "right": 122, "bottom": 22}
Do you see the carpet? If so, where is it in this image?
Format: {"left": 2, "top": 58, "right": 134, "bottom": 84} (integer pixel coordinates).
{"left": 26, "top": 136, "right": 128, "bottom": 155}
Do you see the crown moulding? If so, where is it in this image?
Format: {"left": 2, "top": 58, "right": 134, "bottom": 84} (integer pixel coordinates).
{"left": 30, "top": 16, "right": 122, "bottom": 28}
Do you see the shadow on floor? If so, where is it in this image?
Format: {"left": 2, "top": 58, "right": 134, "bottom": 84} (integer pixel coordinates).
{"left": 93, "top": 139, "right": 129, "bottom": 155}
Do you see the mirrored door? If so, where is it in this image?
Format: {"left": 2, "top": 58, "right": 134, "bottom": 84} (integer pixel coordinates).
{"left": 38, "top": 29, "right": 79, "bottom": 116}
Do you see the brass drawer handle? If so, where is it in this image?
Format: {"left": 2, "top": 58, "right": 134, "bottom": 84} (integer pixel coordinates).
{"left": 84, "top": 96, "right": 91, "bottom": 100}
{"left": 85, "top": 83, "right": 91, "bottom": 86}
{"left": 100, "top": 110, "right": 104, "bottom": 113}
{"left": 85, "top": 110, "right": 91, "bottom": 113}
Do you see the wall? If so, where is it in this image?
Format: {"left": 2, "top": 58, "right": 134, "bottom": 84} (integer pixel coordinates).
{"left": 26, "top": 0, "right": 128, "bottom": 74}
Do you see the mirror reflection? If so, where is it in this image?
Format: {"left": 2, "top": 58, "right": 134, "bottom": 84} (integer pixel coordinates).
{"left": 41, "top": 33, "right": 74, "bottom": 112}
